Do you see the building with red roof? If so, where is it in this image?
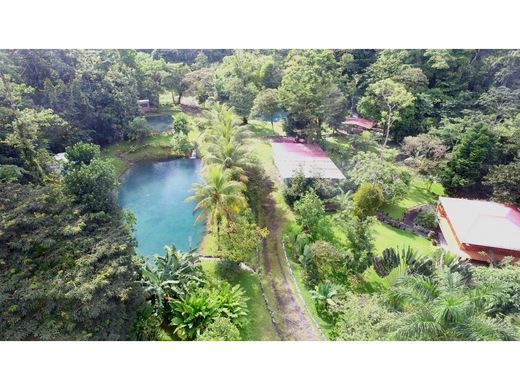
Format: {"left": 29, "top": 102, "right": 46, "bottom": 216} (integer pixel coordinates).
{"left": 437, "top": 197, "right": 520, "bottom": 263}
{"left": 343, "top": 116, "right": 384, "bottom": 134}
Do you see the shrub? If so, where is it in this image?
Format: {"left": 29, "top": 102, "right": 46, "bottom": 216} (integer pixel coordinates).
{"left": 415, "top": 209, "right": 437, "bottom": 229}
{"left": 173, "top": 113, "right": 190, "bottom": 134}
{"left": 304, "top": 240, "right": 344, "bottom": 286}
{"left": 130, "top": 302, "right": 162, "bottom": 341}
{"left": 170, "top": 132, "right": 193, "bottom": 156}
{"left": 126, "top": 117, "right": 152, "bottom": 142}
{"left": 197, "top": 316, "right": 241, "bottom": 341}
{"left": 65, "top": 142, "right": 100, "bottom": 167}
{"left": 294, "top": 188, "right": 325, "bottom": 239}
{"left": 216, "top": 260, "right": 241, "bottom": 280}
{"left": 64, "top": 158, "right": 119, "bottom": 213}
{"left": 473, "top": 265, "right": 520, "bottom": 315}
{"left": 353, "top": 182, "right": 385, "bottom": 219}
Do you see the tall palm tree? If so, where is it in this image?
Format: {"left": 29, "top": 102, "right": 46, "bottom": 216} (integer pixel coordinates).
{"left": 186, "top": 166, "right": 247, "bottom": 249}
{"left": 203, "top": 139, "right": 250, "bottom": 180}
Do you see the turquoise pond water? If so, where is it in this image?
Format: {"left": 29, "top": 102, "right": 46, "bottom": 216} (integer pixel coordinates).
{"left": 118, "top": 159, "right": 204, "bottom": 257}
{"left": 146, "top": 115, "right": 172, "bottom": 132}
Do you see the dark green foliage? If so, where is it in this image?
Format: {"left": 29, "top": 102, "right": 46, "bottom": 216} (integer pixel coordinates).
{"left": 125, "top": 117, "right": 152, "bottom": 142}
{"left": 484, "top": 159, "right": 520, "bottom": 206}
{"left": 0, "top": 183, "right": 144, "bottom": 340}
{"left": 215, "top": 260, "right": 241, "bottom": 280}
{"left": 0, "top": 164, "right": 26, "bottom": 183}
{"left": 64, "top": 158, "right": 119, "bottom": 213}
{"left": 64, "top": 141, "right": 100, "bottom": 167}
{"left": 415, "top": 209, "right": 437, "bottom": 229}
{"left": 139, "top": 245, "right": 204, "bottom": 314}
{"left": 473, "top": 265, "right": 520, "bottom": 315}
{"left": 130, "top": 302, "right": 162, "bottom": 341}
{"left": 170, "top": 132, "right": 193, "bottom": 156}
{"left": 372, "top": 246, "right": 434, "bottom": 278}
{"left": 440, "top": 123, "right": 496, "bottom": 194}
{"left": 283, "top": 170, "right": 313, "bottom": 206}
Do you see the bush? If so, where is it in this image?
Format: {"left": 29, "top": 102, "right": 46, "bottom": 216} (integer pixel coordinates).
{"left": 304, "top": 240, "right": 343, "bottom": 286}
{"left": 353, "top": 182, "right": 385, "bottom": 219}
{"left": 64, "top": 158, "right": 119, "bottom": 213}
{"left": 170, "top": 132, "right": 193, "bottom": 156}
{"left": 332, "top": 292, "right": 393, "bottom": 341}
{"left": 173, "top": 113, "right": 190, "bottom": 134}
{"left": 197, "top": 317, "right": 241, "bottom": 341}
{"left": 415, "top": 209, "right": 437, "bottom": 229}
{"left": 473, "top": 265, "right": 520, "bottom": 315}
{"left": 294, "top": 188, "right": 325, "bottom": 239}
{"left": 65, "top": 142, "right": 100, "bottom": 167}
{"left": 131, "top": 302, "right": 162, "bottom": 341}
{"left": 216, "top": 260, "right": 241, "bottom": 280}
{"left": 126, "top": 117, "right": 152, "bottom": 142}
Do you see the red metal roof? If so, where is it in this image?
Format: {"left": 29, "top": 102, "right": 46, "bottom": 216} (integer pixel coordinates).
{"left": 344, "top": 117, "right": 377, "bottom": 129}
{"left": 439, "top": 197, "right": 520, "bottom": 252}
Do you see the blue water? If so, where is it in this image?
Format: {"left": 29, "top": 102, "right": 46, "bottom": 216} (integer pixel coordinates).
{"left": 146, "top": 115, "right": 172, "bottom": 132}
{"left": 118, "top": 159, "right": 204, "bottom": 257}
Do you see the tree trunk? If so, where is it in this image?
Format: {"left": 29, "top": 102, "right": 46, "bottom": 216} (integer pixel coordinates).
{"left": 242, "top": 117, "right": 248, "bottom": 125}
{"left": 270, "top": 114, "right": 274, "bottom": 130}
{"left": 216, "top": 222, "right": 221, "bottom": 251}
{"left": 171, "top": 90, "right": 176, "bottom": 105}
{"left": 177, "top": 92, "right": 183, "bottom": 105}
{"left": 383, "top": 109, "right": 392, "bottom": 147}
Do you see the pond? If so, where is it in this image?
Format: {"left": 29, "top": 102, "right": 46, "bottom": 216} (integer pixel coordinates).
{"left": 118, "top": 159, "right": 204, "bottom": 257}
{"left": 146, "top": 114, "right": 172, "bottom": 132}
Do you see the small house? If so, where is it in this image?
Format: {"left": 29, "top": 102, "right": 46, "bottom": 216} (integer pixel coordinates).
{"left": 437, "top": 197, "right": 520, "bottom": 263}
{"left": 138, "top": 99, "right": 151, "bottom": 113}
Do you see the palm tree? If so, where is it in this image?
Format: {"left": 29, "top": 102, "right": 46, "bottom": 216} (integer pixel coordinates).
{"left": 203, "top": 139, "right": 250, "bottom": 180}
{"left": 187, "top": 166, "right": 247, "bottom": 249}
{"left": 203, "top": 103, "right": 252, "bottom": 147}
{"left": 389, "top": 267, "right": 516, "bottom": 341}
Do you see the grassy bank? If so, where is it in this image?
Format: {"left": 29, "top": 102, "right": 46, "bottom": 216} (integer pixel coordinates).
{"left": 201, "top": 261, "right": 280, "bottom": 341}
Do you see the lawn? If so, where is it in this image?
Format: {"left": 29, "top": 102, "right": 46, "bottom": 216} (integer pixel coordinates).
{"left": 101, "top": 128, "right": 202, "bottom": 177}
{"left": 372, "top": 220, "right": 433, "bottom": 255}
{"left": 381, "top": 178, "right": 445, "bottom": 220}
{"left": 200, "top": 260, "right": 280, "bottom": 341}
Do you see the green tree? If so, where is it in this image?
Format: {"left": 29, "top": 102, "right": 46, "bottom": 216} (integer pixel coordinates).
{"left": 65, "top": 141, "right": 100, "bottom": 167}
{"left": 390, "top": 268, "right": 516, "bottom": 341}
{"left": 220, "top": 216, "right": 268, "bottom": 266}
{"left": 293, "top": 188, "right": 325, "bottom": 239}
{"left": 484, "top": 159, "right": 520, "bottom": 206}
{"left": 348, "top": 151, "right": 412, "bottom": 202}
{"left": 172, "top": 112, "right": 190, "bottom": 134}
{"left": 251, "top": 88, "right": 281, "bottom": 129}
{"left": 357, "top": 78, "right": 415, "bottom": 146}
{"left": 279, "top": 50, "right": 342, "bottom": 140}
{"left": 187, "top": 166, "right": 247, "bottom": 249}
{"left": 162, "top": 63, "right": 190, "bottom": 104}
{"left": 440, "top": 123, "right": 496, "bottom": 194}
{"left": 64, "top": 157, "right": 119, "bottom": 213}
{"left": 352, "top": 182, "right": 385, "bottom": 219}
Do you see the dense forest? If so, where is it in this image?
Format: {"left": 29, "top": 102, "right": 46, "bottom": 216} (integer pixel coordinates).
{"left": 1, "top": 49, "right": 520, "bottom": 341}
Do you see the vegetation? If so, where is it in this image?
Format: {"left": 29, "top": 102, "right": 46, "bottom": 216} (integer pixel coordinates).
{"left": 2, "top": 48, "right": 520, "bottom": 341}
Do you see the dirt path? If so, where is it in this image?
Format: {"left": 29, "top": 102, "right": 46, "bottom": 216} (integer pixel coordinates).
{"left": 260, "top": 194, "right": 322, "bottom": 341}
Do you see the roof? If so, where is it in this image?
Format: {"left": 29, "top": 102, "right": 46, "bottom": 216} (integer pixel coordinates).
{"left": 344, "top": 117, "right": 377, "bottom": 129}
{"left": 439, "top": 197, "right": 520, "bottom": 252}
{"left": 271, "top": 139, "right": 345, "bottom": 180}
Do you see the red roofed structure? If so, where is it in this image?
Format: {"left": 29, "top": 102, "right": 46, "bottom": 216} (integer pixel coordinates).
{"left": 343, "top": 116, "right": 384, "bottom": 134}
{"left": 437, "top": 197, "right": 520, "bottom": 263}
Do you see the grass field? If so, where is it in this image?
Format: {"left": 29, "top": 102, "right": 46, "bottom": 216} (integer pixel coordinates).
{"left": 372, "top": 220, "right": 433, "bottom": 255}
{"left": 382, "top": 178, "right": 445, "bottom": 219}
{"left": 200, "top": 261, "right": 280, "bottom": 341}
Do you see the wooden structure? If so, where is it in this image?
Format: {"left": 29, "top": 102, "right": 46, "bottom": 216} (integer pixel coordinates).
{"left": 437, "top": 197, "right": 520, "bottom": 263}
{"left": 138, "top": 99, "right": 151, "bottom": 113}
{"left": 342, "top": 116, "right": 384, "bottom": 134}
